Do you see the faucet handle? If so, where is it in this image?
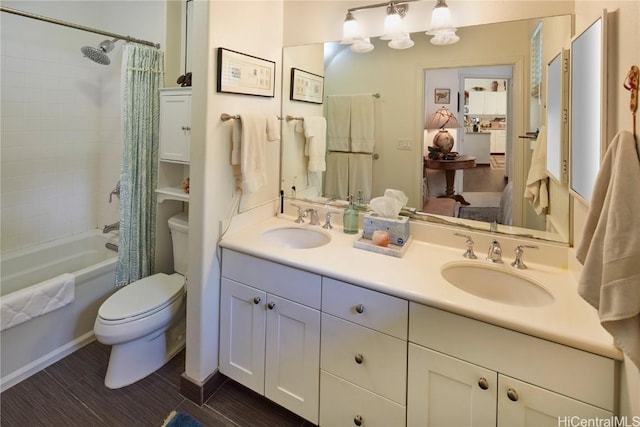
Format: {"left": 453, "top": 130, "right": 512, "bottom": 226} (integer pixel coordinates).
{"left": 305, "top": 208, "right": 320, "bottom": 226}
{"left": 323, "top": 210, "right": 340, "bottom": 229}
{"left": 291, "top": 204, "right": 306, "bottom": 223}
{"left": 454, "top": 233, "right": 477, "bottom": 259}
{"left": 486, "top": 239, "right": 503, "bottom": 263}
{"left": 510, "top": 244, "right": 539, "bottom": 269}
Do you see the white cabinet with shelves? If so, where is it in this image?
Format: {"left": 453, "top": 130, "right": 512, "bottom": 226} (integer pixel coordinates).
{"left": 408, "top": 303, "right": 615, "bottom": 426}
{"left": 467, "top": 91, "right": 507, "bottom": 116}
{"left": 220, "top": 250, "right": 321, "bottom": 424}
{"left": 157, "top": 88, "right": 191, "bottom": 203}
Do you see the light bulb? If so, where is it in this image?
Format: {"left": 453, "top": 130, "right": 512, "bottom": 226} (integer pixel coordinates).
{"left": 383, "top": 4, "right": 403, "bottom": 39}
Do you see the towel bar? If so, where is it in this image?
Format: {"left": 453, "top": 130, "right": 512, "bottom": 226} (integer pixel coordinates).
{"left": 220, "top": 113, "right": 283, "bottom": 122}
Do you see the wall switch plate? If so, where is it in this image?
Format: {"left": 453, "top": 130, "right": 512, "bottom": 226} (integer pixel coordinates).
{"left": 397, "top": 138, "right": 412, "bottom": 150}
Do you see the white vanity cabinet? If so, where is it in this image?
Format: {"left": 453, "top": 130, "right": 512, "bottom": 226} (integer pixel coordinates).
{"left": 319, "top": 278, "right": 408, "bottom": 427}
{"left": 219, "top": 250, "right": 321, "bottom": 424}
{"left": 408, "top": 303, "right": 615, "bottom": 426}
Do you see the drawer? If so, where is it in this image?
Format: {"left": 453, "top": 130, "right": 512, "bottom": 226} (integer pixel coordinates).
{"left": 221, "top": 249, "right": 321, "bottom": 309}
{"left": 322, "top": 277, "right": 408, "bottom": 339}
{"left": 320, "top": 371, "right": 406, "bottom": 427}
{"left": 321, "top": 314, "right": 407, "bottom": 405}
{"left": 409, "top": 302, "right": 616, "bottom": 411}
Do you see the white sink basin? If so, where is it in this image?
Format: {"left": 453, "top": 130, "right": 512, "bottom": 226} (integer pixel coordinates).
{"left": 441, "top": 262, "right": 554, "bottom": 307}
{"left": 261, "top": 227, "right": 331, "bottom": 249}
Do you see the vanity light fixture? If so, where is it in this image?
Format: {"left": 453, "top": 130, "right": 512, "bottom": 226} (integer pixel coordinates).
{"left": 426, "top": 0, "right": 459, "bottom": 45}
{"left": 425, "top": 106, "right": 460, "bottom": 154}
{"left": 340, "top": 0, "right": 458, "bottom": 52}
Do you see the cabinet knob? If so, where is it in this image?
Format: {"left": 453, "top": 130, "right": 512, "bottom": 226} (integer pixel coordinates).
{"left": 355, "top": 304, "right": 365, "bottom": 314}
{"left": 253, "top": 297, "right": 261, "bottom": 305}
{"left": 507, "top": 388, "right": 519, "bottom": 402}
{"left": 354, "top": 354, "right": 364, "bottom": 364}
{"left": 478, "top": 377, "right": 489, "bottom": 390}
{"left": 267, "top": 302, "right": 276, "bottom": 310}
{"left": 181, "top": 126, "right": 191, "bottom": 131}
{"left": 353, "top": 415, "right": 363, "bottom": 426}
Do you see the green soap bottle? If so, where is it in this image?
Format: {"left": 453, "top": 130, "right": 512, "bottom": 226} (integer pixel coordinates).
{"left": 343, "top": 195, "right": 359, "bottom": 234}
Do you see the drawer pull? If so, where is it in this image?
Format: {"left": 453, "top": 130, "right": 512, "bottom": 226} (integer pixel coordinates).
{"left": 181, "top": 126, "right": 191, "bottom": 131}
{"left": 354, "top": 354, "right": 364, "bottom": 364}
{"left": 355, "top": 304, "right": 365, "bottom": 314}
{"left": 478, "top": 377, "right": 489, "bottom": 390}
{"left": 507, "top": 388, "right": 519, "bottom": 402}
{"left": 354, "top": 415, "right": 363, "bottom": 426}
{"left": 267, "top": 302, "right": 276, "bottom": 310}
{"left": 253, "top": 297, "right": 261, "bottom": 304}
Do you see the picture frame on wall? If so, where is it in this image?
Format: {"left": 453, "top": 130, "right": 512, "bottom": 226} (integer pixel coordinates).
{"left": 217, "top": 47, "right": 276, "bottom": 97}
{"left": 290, "top": 68, "right": 324, "bottom": 104}
{"left": 435, "top": 88, "right": 451, "bottom": 104}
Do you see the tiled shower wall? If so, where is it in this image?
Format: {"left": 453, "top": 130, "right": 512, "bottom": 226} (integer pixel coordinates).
{"left": 1, "top": 6, "right": 122, "bottom": 254}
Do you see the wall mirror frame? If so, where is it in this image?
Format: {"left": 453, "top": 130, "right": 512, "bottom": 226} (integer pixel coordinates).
{"left": 569, "top": 10, "right": 607, "bottom": 204}
{"left": 546, "top": 49, "right": 570, "bottom": 185}
{"left": 281, "top": 15, "right": 575, "bottom": 244}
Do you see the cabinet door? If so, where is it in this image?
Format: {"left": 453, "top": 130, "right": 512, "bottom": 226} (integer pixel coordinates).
{"left": 265, "top": 294, "right": 320, "bottom": 424}
{"left": 495, "top": 130, "right": 506, "bottom": 153}
{"left": 497, "top": 375, "right": 612, "bottom": 427}
{"left": 219, "top": 278, "right": 266, "bottom": 394}
{"left": 407, "top": 344, "right": 497, "bottom": 427}
{"left": 495, "top": 91, "right": 507, "bottom": 115}
{"left": 159, "top": 94, "right": 191, "bottom": 162}
{"left": 468, "top": 92, "right": 485, "bottom": 115}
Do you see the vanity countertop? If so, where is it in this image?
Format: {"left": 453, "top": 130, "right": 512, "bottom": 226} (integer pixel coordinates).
{"left": 219, "top": 215, "right": 621, "bottom": 361}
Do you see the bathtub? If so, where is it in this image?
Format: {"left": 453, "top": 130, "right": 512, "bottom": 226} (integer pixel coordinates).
{"left": 0, "top": 230, "right": 118, "bottom": 391}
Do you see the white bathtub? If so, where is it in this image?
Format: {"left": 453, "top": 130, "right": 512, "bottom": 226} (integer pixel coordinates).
{"left": 0, "top": 230, "right": 118, "bottom": 391}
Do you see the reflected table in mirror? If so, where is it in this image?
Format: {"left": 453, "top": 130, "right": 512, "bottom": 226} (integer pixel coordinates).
{"left": 424, "top": 155, "right": 476, "bottom": 205}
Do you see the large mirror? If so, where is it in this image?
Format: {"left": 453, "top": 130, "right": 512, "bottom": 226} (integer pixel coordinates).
{"left": 281, "top": 15, "right": 574, "bottom": 243}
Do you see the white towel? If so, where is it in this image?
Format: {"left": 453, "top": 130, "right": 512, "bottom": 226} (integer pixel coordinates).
{"left": 327, "top": 95, "right": 351, "bottom": 152}
{"left": 1, "top": 273, "right": 75, "bottom": 331}
{"left": 303, "top": 116, "right": 327, "bottom": 172}
{"left": 238, "top": 113, "right": 268, "bottom": 193}
{"left": 524, "top": 126, "right": 549, "bottom": 214}
{"left": 576, "top": 130, "right": 640, "bottom": 369}
{"left": 325, "top": 152, "right": 350, "bottom": 200}
{"left": 350, "top": 94, "right": 375, "bottom": 153}
{"left": 266, "top": 114, "right": 281, "bottom": 142}
{"left": 349, "top": 153, "right": 373, "bottom": 202}
{"left": 230, "top": 120, "right": 241, "bottom": 166}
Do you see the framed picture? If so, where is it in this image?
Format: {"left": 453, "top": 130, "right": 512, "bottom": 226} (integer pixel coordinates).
{"left": 435, "top": 88, "right": 450, "bottom": 104}
{"left": 217, "top": 48, "right": 275, "bottom": 97}
{"left": 290, "top": 68, "right": 324, "bottom": 104}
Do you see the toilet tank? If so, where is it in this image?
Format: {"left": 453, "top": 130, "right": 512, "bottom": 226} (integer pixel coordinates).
{"left": 168, "top": 212, "right": 189, "bottom": 275}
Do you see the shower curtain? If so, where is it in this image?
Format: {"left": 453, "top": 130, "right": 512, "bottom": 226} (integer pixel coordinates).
{"left": 116, "top": 44, "right": 164, "bottom": 288}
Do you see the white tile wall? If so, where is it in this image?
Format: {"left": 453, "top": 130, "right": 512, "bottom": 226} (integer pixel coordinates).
{"left": 1, "top": 13, "right": 122, "bottom": 254}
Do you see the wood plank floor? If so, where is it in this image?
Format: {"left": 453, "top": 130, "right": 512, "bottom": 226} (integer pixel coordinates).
{"left": 0, "top": 341, "right": 313, "bottom": 427}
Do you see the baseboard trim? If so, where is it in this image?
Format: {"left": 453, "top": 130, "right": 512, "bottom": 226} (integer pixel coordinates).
{"left": 180, "top": 370, "right": 226, "bottom": 405}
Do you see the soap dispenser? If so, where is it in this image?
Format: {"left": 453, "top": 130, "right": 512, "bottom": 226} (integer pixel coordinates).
{"left": 343, "top": 195, "right": 359, "bottom": 235}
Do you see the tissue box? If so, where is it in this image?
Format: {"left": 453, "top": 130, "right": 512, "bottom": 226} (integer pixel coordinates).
{"left": 362, "top": 213, "right": 410, "bottom": 246}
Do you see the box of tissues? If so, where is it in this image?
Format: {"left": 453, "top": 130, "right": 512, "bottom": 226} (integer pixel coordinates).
{"left": 362, "top": 213, "right": 410, "bottom": 246}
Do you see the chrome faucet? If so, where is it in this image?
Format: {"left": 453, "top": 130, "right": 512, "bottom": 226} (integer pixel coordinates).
{"left": 291, "top": 204, "right": 306, "bottom": 223}
{"left": 511, "top": 244, "right": 539, "bottom": 269}
{"left": 103, "top": 221, "right": 120, "bottom": 233}
{"left": 323, "top": 211, "right": 340, "bottom": 229}
{"left": 108, "top": 180, "right": 120, "bottom": 203}
{"left": 454, "top": 233, "right": 477, "bottom": 259}
{"left": 305, "top": 209, "right": 320, "bottom": 226}
{"left": 486, "top": 239, "right": 503, "bottom": 263}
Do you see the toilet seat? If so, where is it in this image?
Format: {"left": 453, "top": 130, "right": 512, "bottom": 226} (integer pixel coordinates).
{"left": 98, "top": 273, "right": 184, "bottom": 324}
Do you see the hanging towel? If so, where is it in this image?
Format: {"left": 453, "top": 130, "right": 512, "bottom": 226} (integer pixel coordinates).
{"left": 238, "top": 113, "right": 268, "bottom": 193}
{"left": 325, "top": 152, "right": 350, "bottom": 200}
{"left": 349, "top": 153, "right": 373, "bottom": 202}
{"left": 230, "top": 119, "right": 241, "bottom": 165}
{"left": 350, "top": 94, "right": 375, "bottom": 153}
{"left": 576, "top": 130, "right": 640, "bottom": 369}
{"left": 266, "top": 114, "right": 281, "bottom": 142}
{"left": 303, "top": 116, "right": 327, "bottom": 172}
{"left": 524, "top": 126, "right": 549, "bottom": 214}
{"left": 327, "top": 95, "right": 351, "bottom": 152}
{"left": 1, "top": 273, "right": 75, "bottom": 331}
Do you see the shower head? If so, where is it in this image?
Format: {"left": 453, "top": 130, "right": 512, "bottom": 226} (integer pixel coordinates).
{"left": 81, "top": 39, "right": 118, "bottom": 65}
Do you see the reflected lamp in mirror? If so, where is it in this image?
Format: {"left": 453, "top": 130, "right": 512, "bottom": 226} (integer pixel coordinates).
{"left": 425, "top": 106, "right": 459, "bottom": 155}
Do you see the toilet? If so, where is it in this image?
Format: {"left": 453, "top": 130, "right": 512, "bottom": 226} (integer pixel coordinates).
{"left": 94, "top": 212, "right": 188, "bottom": 389}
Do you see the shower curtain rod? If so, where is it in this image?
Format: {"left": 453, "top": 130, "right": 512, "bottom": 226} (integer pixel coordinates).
{"left": 0, "top": 6, "right": 160, "bottom": 48}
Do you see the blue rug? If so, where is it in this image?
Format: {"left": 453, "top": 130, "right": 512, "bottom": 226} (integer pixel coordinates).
{"left": 162, "top": 410, "right": 203, "bottom": 427}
